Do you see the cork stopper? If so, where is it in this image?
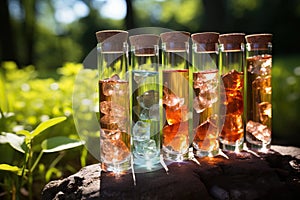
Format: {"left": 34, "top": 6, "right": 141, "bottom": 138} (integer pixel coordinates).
{"left": 160, "top": 31, "right": 190, "bottom": 51}
{"left": 129, "top": 34, "right": 159, "bottom": 55}
{"left": 95, "top": 30, "right": 128, "bottom": 52}
{"left": 191, "top": 32, "right": 219, "bottom": 52}
{"left": 95, "top": 30, "right": 128, "bottom": 43}
{"left": 219, "top": 33, "right": 245, "bottom": 51}
{"left": 129, "top": 34, "right": 159, "bottom": 48}
{"left": 245, "top": 33, "right": 272, "bottom": 50}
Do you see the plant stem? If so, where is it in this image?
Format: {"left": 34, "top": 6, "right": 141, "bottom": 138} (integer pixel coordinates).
{"left": 12, "top": 181, "right": 16, "bottom": 200}
{"left": 20, "top": 141, "right": 30, "bottom": 188}
{"left": 31, "top": 151, "right": 43, "bottom": 172}
{"left": 27, "top": 141, "right": 33, "bottom": 200}
{"left": 80, "top": 147, "right": 87, "bottom": 167}
{"left": 49, "top": 151, "right": 65, "bottom": 168}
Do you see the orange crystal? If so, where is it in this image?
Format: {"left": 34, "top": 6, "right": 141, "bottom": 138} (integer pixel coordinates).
{"left": 225, "top": 90, "right": 243, "bottom": 115}
{"left": 163, "top": 121, "right": 189, "bottom": 152}
{"left": 194, "top": 120, "right": 218, "bottom": 151}
{"left": 222, "top": 70, "right": 243, "bottom": 91}
{"left": 220, "top": 114, "right": 243, "bottom": 142}
{"left": 165, "top": 104, "right": 188, "bottom": 125}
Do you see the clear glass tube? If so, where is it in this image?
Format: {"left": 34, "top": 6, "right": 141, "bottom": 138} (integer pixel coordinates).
{"left": 96, "top": 30, "right": 131, "bottom": 173}
{"left": 160, "top": 31, "right": 191, "bottom": 161}
{"left": 191, "top": 32, "right": 220, "bottom": 157}
{"left": 245, "top": 34, "right": 272, "bottom": 151}
{"left": 129, "top": 34, "right": 161, "bottom": 170}
{"left": 218, "top": 33, "right": 245, "bottom": 151}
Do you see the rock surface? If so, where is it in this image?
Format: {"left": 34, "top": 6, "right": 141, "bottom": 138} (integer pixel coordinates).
{"left": 41, "top": 145, "right": 300, "bottom": 200}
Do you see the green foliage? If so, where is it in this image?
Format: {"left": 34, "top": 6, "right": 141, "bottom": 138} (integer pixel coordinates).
{"left": 0, "top": 117, "right": 84, "bottom": 200}
{"left": 229, "top": 0, "right": 260, "bottom": 17}
{"left": 0, "top": 62, "right": 88, "bottom": 200}
{"left": 134, "top": 0, "right": 203, "bottom": 31}
{"left": 35, "top": 26, "right": 83, "bottom": 70}
{"left": 0, "top": 132, "right": 26, "bottom": 153}
{"left": 0, "top": 164, "right": 24, "bottom": 176}
{"left": 0, "top": 72, "right": 8, "bottom": 112}
{"left": 41, "top": 136, "right": 84, "bottom": 153}
{"left": 1, "top": 62, "right": 81, "bottom": 133}
{"left": 272, "top": 55, "right": 300, "bottom": 145}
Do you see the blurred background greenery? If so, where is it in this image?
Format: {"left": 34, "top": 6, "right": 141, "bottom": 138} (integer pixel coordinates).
{"left": 1, "top": 0, "right": 299, "bottom": 144}
{"left": 0, "top": 0, "right": 300, "bottom": 199}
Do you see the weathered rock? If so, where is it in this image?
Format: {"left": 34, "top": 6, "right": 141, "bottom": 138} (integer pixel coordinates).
{"left": 41, "top": 146, "right": 300, "bottom": 200}
{"left": 42, "top": 164, "right": 101, "bottom": 200}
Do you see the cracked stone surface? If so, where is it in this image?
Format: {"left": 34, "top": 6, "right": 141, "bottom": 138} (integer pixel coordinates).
{"left": 41, "top": 145, "right": 300, "bottom": 200}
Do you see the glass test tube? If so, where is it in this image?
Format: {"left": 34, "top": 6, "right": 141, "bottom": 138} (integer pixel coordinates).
{"left": 245, "top": 34, "right": 272, "bottom": 151}
{"left": 129, "top": 34, "right": 161, "bottom": 169}
{"left": 218, "top": 33, "right": 245, "bottom": 151}
{"left": 191, "top": 32, "right": 220, "bottom": 157}
{"left": 96, "top": 30, "right": 131, "bottom": 172}
{"left": 160, "top": 31, "right": 191, "bottom": 161}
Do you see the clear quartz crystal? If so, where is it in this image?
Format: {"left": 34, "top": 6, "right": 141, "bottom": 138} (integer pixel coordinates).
{"left": 136, "top": 90, "right": 159, "bottom": 109}
{"left": 132, "top": 121, "right": 151, "bottom": 140}
{"left": 133, "top": 139, "right": 157, "bottom": 159}
{"left": 129, "top": 34, "right": 161, "bottom": 168}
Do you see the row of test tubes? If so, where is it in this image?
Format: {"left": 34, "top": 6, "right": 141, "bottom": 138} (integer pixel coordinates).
{"left": 96, "top": 30, "right": 272, "bottom": 173}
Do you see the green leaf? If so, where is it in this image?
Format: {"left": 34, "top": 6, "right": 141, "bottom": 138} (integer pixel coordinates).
{"left": 0, "top": 164, "right": 24, "bottom": 176}
{"left": 31, "top": 117, "right": 66, "bottom": 138}
{"left": 1, "top": 132, "right": 26, "bottom": 153}
{"left": 17, "top": 130, "right": 31, "bottom": 138}
{"left": 41, "top": 136, "right": 84, "bottom": 153}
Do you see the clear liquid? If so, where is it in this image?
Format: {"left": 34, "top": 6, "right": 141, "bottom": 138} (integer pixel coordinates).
{"left": 131, "top": 70, "right": 160, "bottom": 166}
{"left": 192, "top": 52, "right": 218, "bottom": 71}
{"left": 98, "top": 52, "right": 128, "bottom": 80}
{"left": 99, "top": 79, "right": 131, "bottom": 171}
{"left": 163, "top": 51, "right": 189, "bottom": 70}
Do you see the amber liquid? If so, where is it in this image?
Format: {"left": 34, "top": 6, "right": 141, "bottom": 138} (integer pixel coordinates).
{"left": 246, "top": 55, "right": 272, "bottom": 149}
{"left": 219, "top": 70, "right": 244, "bottom": 147}
{"left": 99, "top": 79, "right": 131, "bottom": 171}
{"left": 162, "top": 69, "right": 190, "bottom": 158}
{"left": 192, "top": 70, "right": 219, "bottom": 156}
